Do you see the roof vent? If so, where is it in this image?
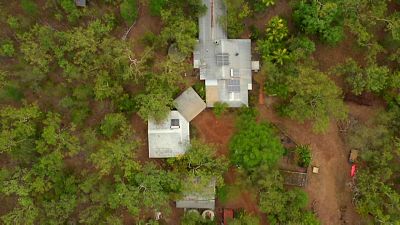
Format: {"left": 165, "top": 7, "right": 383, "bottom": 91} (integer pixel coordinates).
{"left": 170, "top": 119, "right": 180, "bottom": 129}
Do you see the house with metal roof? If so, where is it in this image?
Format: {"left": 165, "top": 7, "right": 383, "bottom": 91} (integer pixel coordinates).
{"left": 148, "top": 88, "right": 206, "bottom": 158}
{"left": 194, "top": 0, "right": 259, "bottom": 107}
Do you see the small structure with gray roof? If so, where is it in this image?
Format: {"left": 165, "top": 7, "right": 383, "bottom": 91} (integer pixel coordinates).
{"left": 176, "top": 178, "right": 216, "bottom": 210}
{"left": 75, "top": 0, "right": 86, "bottom": 7}
{"left": 194, "top": 0, "right": 259, "bottom": 107}
{"left": 148, "top": 88, "right": 206, "bottom": 158}
{"left": 174, "top": 87, "right": 207, "bottom": 122}
{"left": 148, "top": 111, "right": 190, "bottom": 158}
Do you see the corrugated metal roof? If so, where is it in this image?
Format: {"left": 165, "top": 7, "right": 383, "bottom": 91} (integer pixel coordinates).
{"left": 195, "top": 0, "right": 253, "bottom": 107}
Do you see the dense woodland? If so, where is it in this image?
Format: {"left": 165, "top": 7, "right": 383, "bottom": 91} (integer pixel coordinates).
{"left": 0, "top": 0, "right": 399, "bottom": 224}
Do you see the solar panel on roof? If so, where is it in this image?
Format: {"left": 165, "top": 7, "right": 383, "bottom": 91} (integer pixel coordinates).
{"left": 216, "top": 53, "right": 230, "bottom": 66}
{"left": 227, "top": 79, "right": 240, "bottom": 93}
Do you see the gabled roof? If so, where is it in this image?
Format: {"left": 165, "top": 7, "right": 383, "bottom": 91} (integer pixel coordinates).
{"left": 174, "top": 87, "right": 206, "bottom": 122}
{"left": 148, "top": 111, "right": 189, "bottom": 158}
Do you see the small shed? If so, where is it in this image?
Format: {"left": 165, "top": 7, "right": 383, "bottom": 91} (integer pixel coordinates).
{"left": 174, "top": 87, "right": 206, "bottom": 122}
{"left": 176, "top": 178, "right": 216, "bottom": 210}
{"left": 75, "top": 0, "right": 86, "bottom": 7}
{"left": 148, "top": 111, "right": 190, "bottom": 158}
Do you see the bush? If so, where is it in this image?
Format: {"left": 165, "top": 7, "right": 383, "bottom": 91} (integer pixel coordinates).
{"left": 21, "top": 0, "right": 38, "bottom": 15}
{"left": 100, "top": 113, "right": 127, "bottom": 137}
{"left": 230, "top": 114, "right": 284, "bottom": 171}
{"left": 213, "top": 102, "right": 229, "bottom": 118}
{"left": 0, "top": 41, "right": 15, "bottom": 57}
{"left": 148, "top": 0, "right": 166, "bottom": 16}
{"left": 120, "top": 0, "right": 138, "bottom": 24}
{"left": 193, "top": 82, "right": 206, "bottom": 100}
{"left": 295, "top": 145, "right": 312, "bottom": 167}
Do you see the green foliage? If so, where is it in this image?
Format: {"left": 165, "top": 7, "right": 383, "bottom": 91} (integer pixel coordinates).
{"left": 20, "top": 0, "right": 38, "bottom": 16}
{"left": 228, "top": 211, "right": 260, "bottom": 225}
{"left": 293, "top": 0, "right": 344, "bottom": 44}
{"left": 181, "top": 211, "right": 216, "bottom": 225}
{"left": 281, "top": 65, "right": 348, "bottom": 133}
{"left": 148, "top": 0, "right": 167, "bottom": 16}
{"left": 1, "top": 85, "right": 24, "bottom": 102}
{"left": 120, "top": 0, "right": 138, "bottom": 24}
{"left": 333, "top": 59, "right": 394, "bottom": 95}
{"left": 295, "top": 145, "right": 312, "bottom": 167}
{"left": 59, "top": 0, "right": 83, "bottom": 23}
{"left": 347, "top": 112, "right": 400, "bottom": 223}
{"left": 221, "top": 0, "right": 251, "bottom": 38}
{"left": 100, "top": 113, "right": 127, "bottom": 138}
{"left": 213, "top": 102, "right": 229, "bottom": 118}
{"left": 161, "top": 10, "right": 197, "bottom": 56}
{"left": 193, "top": 82, "right": 206, "bottom": 100}
{"left": 167, "top": 139, "right": 228, "bottom": 187}
{"left": 252, "top": 0, "right": 276, "bottom": 13}
{"left": 90, "top": 124, "right": 139, "bottom": 177}
{"left": 0, "top": 40, "right": 15, "bottom": 57}
{"left": 252, "top": 167, "right": 320, "bottom": 225}
{"left": 230, "top": 111, "right": 284, "bottom": 171}
{"left": 0, "top": 104, "right": 41, "bottom": 154}
{"left": 257, "top": 17, "right": 291, "bottom": 64}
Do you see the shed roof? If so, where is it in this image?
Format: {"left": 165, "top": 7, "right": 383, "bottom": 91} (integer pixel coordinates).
{"left": 148, "top": 111, "right": 189, "bottom": 158}
{"left": 176, "top": 178, "right": 216, "bottom": 209}
{"left": 174, "top": 87, "right": 206, "bottom": 122}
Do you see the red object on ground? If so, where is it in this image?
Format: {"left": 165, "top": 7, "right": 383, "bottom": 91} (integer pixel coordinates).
{"left": 223, "top": 209, "right": 234, "bottom": 225}
{"left": 351, "top": 164, "right": 357, "bottom": 177}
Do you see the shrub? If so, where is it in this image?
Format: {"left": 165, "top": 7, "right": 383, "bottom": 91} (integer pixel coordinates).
{"left": 230, "top": 116, "right": 284, "bottom": 171}
{"left": 295, "top": 145, "right": 312, "bottom": 167}
{"left": 213, "top": 102, "right": 229, "bottom": 118}
{"left": 0, "top": 41, "right": 15, "bottom": 57}
{"left": 120, "top": 0, "right": 138, "bottom": 24}
{"left": 149, "top": 0, "right": 166, "bottom": 16}
{"left": 193, "top": 82, "right": 206, "bottom": 100}
{"left": 100, "top": 113, "right": 127, "bottom": 138}
{"left": 20, "top": 0, "right": 38, "bottom": 15}
{"left": 7, "top": 16, "right": 20, "bottom": 30}
{"left": 253, "top": 0, "right": 276, "bottom": 12}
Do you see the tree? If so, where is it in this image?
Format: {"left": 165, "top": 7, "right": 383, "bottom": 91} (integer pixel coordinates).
{"left": 293, "top": 0, "right": 344, "bottom": 44}
{"left": 120, "top": 0, "right": 138, "bottom": 24}
{"left": 253, "top": 167, "right": 320, "bottom": 225}
{"left": 160, "top": 10, "right": 197, "bottom": 56}
{"left": 333, "top": 59, "right": 393, "bottom": 95}
{"left": 90, "top": 124, "right": 140, "bottom": 177}
{"left": 281, "top": 65, "right": 348, "bottom": 133}
{"left": 229, "top": 110, "right": 284, "bottom": 171}
{"left": 167, "top": 139, "right": 228, "bottom": 187}
{"left": 0, "top": 104, "right": 41, "bottom": 155}
{"left": 257, "top": 17, "right": 290, "bottom": 64}
{"left": 100, "top": 113, "right": 127, "bottom": 138}
{"left": 346, "top": 111, "right": 400, "bottom": 223}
